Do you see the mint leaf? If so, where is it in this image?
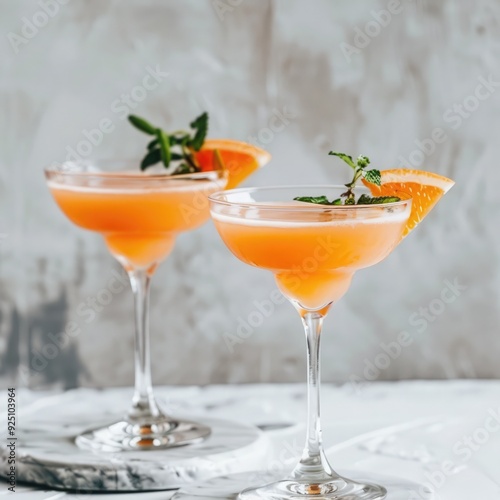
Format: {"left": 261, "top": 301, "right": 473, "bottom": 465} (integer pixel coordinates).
{"left": 294, "top": 196, "right": 332, "bottom": 205}
{"left": 294, "top": 195, "right": 347, "bottom": 206}
{"left": 329, "top": 151, "right": 356, "bottom": 169}
{"left": 366, "top": 196, "right": 401, "bottom": 204}
{"left": 189, "top": 112, "right": 208, "bottom": 151}
{"left": 128, "top": 115, "right": 156, "bottom": 135}
{"left": 174, "top": 163, "right": 195, "bottom": 175}
{"left": 357, "top": 194, "right": 372, "bottom": 204}
{"left": 140, "top": 149, "right": 161, "bottom": 171}
{"left": 357, "top": 195, "right": 401, "bottom": 205}
{"left": 170, "top": 152, "right": 183, "bottom": 161}
{"left": 156, "top": 128, "right": 171, "bottom": 167}
{"left": 364, "top": 169, "right": 381, "bottom": 186}
{"left": 141, "top": 149, "right": 183, "bottom": 171}
{"left": 147, "top": 138, "right": 159, "bottom": 150}
{"left": 357, "top": 155, "right": 370, "bottom": 169}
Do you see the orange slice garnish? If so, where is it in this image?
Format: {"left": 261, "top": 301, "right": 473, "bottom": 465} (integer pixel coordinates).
{"left": 195, "top": 139, "right": 271, "bottom": 189}
{"left": 363, "top": 169, "right": 454, "bottom": 236}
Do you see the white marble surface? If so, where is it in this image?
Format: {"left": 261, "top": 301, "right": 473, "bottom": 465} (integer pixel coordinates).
{"left": 0, "top": 381, "right": 499, "bottom": 499}
{"left": 0, "top": 388, "right": 269, "bottom": 491}
{"left": 0, "top": 1, "right": 497, "bottom": 388}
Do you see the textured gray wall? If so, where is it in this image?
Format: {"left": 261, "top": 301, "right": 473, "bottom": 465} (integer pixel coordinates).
{"left": 0, "top": 0, "right": 496, "bottom": 389}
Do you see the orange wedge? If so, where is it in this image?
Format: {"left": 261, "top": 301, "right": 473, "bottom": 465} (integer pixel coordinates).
{"left": 195, "top": 139, "right": 271, "bottom": 189}
{"left": 363, "top": 169, "right": 455, "bottom": 237}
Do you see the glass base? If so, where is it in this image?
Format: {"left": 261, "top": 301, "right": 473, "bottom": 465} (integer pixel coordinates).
{"left": 238, "top": 476, "right": 386, "bottom": 499}
{"left": 171, "top": 470, "right": 430, "bottom": 500}
{"left": 75, "top": 417, "right": 211, "bottom": 452}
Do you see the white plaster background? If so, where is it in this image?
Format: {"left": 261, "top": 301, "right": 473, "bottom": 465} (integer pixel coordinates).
{"left": 0, "top": 0, "right": 497, "bottom": 389}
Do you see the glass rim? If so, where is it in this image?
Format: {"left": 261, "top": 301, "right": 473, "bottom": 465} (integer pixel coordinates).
{"left": 208, "top": 185, "right": 411, "bottom": 211}
{"left": 44, "top": 160, "right": 226, "bottom": 182}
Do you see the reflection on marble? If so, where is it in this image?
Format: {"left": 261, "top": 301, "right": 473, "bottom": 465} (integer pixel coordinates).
{"left": 0, "top": 388, "right": 269, "bottom": 491}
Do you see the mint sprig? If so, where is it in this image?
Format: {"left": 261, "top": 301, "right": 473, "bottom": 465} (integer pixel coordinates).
{"left": 329, "top": 151, "right": 382, "bottom": 202}
{"left": 294, "top": 151, "right": 401, "bottom": 206}
{"left": 128, "top": 112, "right": 209, "bottom": 172}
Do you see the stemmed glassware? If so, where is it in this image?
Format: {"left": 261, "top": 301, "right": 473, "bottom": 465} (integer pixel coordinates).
{"left": 45, "top": 160, "right": 227, "bottom": 451}
{"left": 176, "top": 185, "right": 412, "bottom": 499}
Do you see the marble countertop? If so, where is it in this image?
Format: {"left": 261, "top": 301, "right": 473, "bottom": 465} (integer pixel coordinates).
{"left": 1, "top": 381, "right": 499, "bottom": 499}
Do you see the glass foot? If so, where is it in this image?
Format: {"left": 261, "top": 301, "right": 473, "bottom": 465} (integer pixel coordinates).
{"left": 171, "top": 470, "right": 431, "bottom": 500}
{"left": 75, "top": 417, "right": 211, "bottom": 452}
{"left": 238, "top": 476, "right": 386, "bottom": 499}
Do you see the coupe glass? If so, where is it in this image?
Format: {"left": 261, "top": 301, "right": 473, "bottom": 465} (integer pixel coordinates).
{"left": 45, "top": 160, "right": 227, "bottom": 451}
{"left": 204, "top": 186, "right": 410, "bottom": 499}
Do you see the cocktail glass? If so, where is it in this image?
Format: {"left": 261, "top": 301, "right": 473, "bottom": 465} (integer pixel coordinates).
{"left": 45, "top": 160, "right": 227, "bottom": 451}
{"left": 208, "top": 185, "right": 411, "bottom": 499}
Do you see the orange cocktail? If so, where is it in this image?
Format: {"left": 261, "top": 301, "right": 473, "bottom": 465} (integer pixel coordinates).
{"left": 48, "top": 173, "right": 222, "bottom": 269}
{"left": 45, "top": 107, "right": 272, "bottom": 455}
{"left": 45, "top": 163, "right": 226, "bottom": 452}
{"left": 172, "top": 162, "right": 454, "bottom": 500}
{"left": 207, "top": 186, "right": 412, "bottom": 500}
{"left": 211, "top": 193, "right": 409, "bottom": 311}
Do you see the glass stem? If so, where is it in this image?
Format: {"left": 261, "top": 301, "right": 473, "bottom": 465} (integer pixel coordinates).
{"left": 127, "top": 268, "right": 162, "bottom": 422}
{"left": 292, "top": 311, "right": 335, "bottom": 482}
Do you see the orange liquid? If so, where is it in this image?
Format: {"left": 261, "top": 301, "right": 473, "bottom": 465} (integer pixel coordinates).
{"left": 213, "top": 213, "right": 407, "bottom": 310}
{"left": 49, "top": 180, "right": 221, "bottom": 269}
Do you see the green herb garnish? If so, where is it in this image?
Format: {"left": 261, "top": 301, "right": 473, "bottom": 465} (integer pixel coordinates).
{"left": 294, "top": 196, "right": 330, "bottom": 205}
{"left": 128, "top": 112, "right": 209, "bottom": 173}
{"left": 356, "top": 194, "right": 401, "bottom": 204}
{"left": 189, "top": 113, "right": 209, "bottom": 151}
{"left": 294, "top": 151, "right": 401, "bottom": 205}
